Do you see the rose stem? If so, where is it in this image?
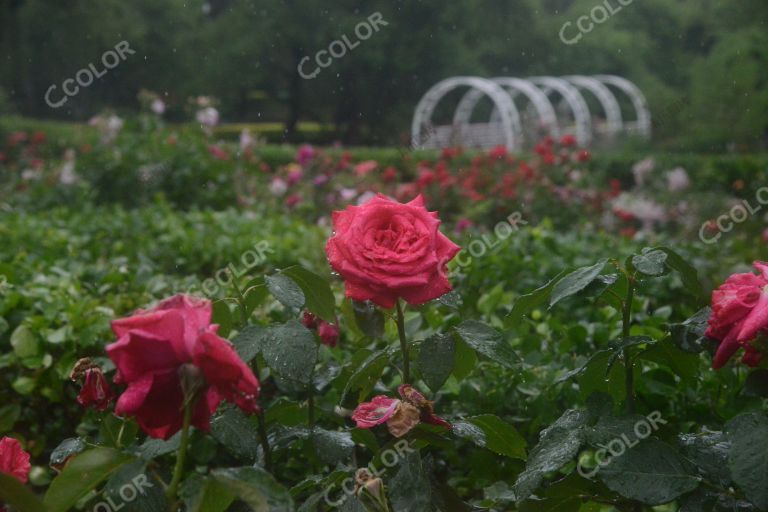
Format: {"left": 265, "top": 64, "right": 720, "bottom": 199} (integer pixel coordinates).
{"left": 232, "top": 278, "right": 273, "bottom": 472}
{"left": 165, "top": 402, "right": 193, "bottom": 502}
{"left": 622, "top": 273, "right": 636, "bottom": 414}
{"left": 252, "top": 358, "right": 273, "bottom": 473}
{"left": 395, "top": 299, "right": 410, "bottom": 383}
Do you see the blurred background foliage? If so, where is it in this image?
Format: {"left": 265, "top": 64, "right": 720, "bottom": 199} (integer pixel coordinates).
{"left": 1, "top": 0, "right": 766, "bottom": 150}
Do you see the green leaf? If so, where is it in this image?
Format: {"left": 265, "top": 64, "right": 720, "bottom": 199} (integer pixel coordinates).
{"left": 513, "top": 409, "right": 589, "bottom": 501}
{"left": 679, "top": 431, "right": 732, "bottom": 487}
{"left": 100, "top": 414, "right": 139, "bottom": 448}
{"left": 655, "top": 246, "right": 704, "bottom": 298}
{"left": 605, "top": 336, "right": 654, "bottom": 373}
{"left": 49, "top": 437, "right": 86, "bottom": 468}
{"left": 453, "top": 415, "right": 527, "bottom": 459}
{"left": 417, "top": 333, "right": 455, "bottom": 392}
{"left": 137, "top": 432, "right": 182, "bottom": 461}
{"left": 265, "top": 274, "right": 305, "bottom": 311}
{"left": 452, "top": 337, "right": 477, "bottom": 380}
{"left": 212, "top": 300, "right": 233, "bottom": 338}
{"left": 312, "top": 428, "right": 355, "bottom": 466}
{"left": 262, "top": 320, "right": 317, "bottom": 385}
{"left": 0, "top": 472, "right": 46, "bottom": 512}
{"left": 0, "top": 403, "right": 21, "bottom": 433}
{"left": 211, "top": 466, "right": 294, "bottom": 512}
{"left": 388, "top": 451, "right": 432, "bottom": 512}
{"left": 639, "top": 338, "right": 700, "bottom": 382}
{"left": 231, "top": 324, "right": 268, "bottom": 363}
{"left": 211, "top": 406, "right": 261, "bottom": 462}
{"left": 549, "top": 260, "right": 607, "bottom": 307}
{"left": 11, "top": 325, "right": 38, "bottom": 358}
{"left": 670, "top": 307, "right": 711, "bottom": 353}
{"left": 281, "top": 266, "right": 336, "bottom": 322}
{"left": 631, "top": 248, "right": 668, "bottom": 276}
{"left": 454, "top": 320, "right": 519, "bottom": 369}
{"left": 743, "top": 369, "right": 768, "bottom": 398}
{"left": 100, "top": 459, "right": 168, "bottom": 512}
{"left": 726, "top": 412, "right": 768, "bottom": 510}
{"left": 342, "top": 349, "right": 389, "bottom": 404}
{"left": 44, "top": 448, "right": 136, "bottom": 512}
{"left": 506, "top": 270, "right": 567, "bottom": 326}
{"left": 180, "top": 474, "right": 235, "bottom": 512}
{"left": 351, "top": 299, "right": 385, "bottom": 339}
{"left": 599, "top": 439, "right": 700, "bottom": 505}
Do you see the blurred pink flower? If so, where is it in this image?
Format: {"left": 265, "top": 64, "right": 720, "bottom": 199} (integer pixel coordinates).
{"left": 296, "top": 144, "right": 315, "bottom": 167}
{"left": 354, "top": 160, "right": 378, "bottom": 177}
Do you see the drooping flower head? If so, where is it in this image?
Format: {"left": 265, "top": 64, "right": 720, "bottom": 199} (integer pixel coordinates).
{"left": 107, "top": 295, "right": 260, "bottom": 439}
{"left": 326, "top": 194, "right": 460, "bottom": 308}
{"left": 707, "top": 262, "right": 768, "bottom": 368}
{"left": 351, "top": 384, "right": 450, "bottom": 437}
{"left": 70, "top": 358, "right": 115, "bottom": 411}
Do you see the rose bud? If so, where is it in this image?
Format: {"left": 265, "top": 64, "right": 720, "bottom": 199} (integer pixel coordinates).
{"left": 355, "top": 468, "right": 390, "bottom": 512}
{"left": 70, "top": 358, "right": 115, "bottom": 411}
{"left": 317, "top": 321, "right": 340, "bottom": 347}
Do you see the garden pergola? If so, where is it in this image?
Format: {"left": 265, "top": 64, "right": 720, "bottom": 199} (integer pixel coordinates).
{"left": 411, "top": 75, "right": 651, "bottom": 150}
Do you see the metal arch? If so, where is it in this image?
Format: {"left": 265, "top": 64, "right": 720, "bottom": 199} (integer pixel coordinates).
{"left": 593, "top": 75, "right": 651, "bottom": 138}
{"left": 563, "top": 75, "right": 623, "bottom": 137}
{"left": 411, "top": 76, "right": 521, "bottom": 150}
{"left": 526, "top": 76, "right": 592, "bottom": 146}
{"left": 454, "top": 77, "right": 560, "bottom": 144}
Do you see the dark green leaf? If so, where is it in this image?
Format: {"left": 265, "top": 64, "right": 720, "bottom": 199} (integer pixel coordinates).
{"left": 211, "top": 406, "right": 261, "bottom": 462}
{"left": 388, "top": 451, "right": 432, "bottom": 512}
{"left": 0, "top": 404, "right": 20, "bottom": 433}
{"left": 212, "top": 466, "right": 294, "bottom": 512}
{"left": 282, "top": 266, "right": 336, "bottom": 322}
{"left": 262, "top": 320, "right": 317, "bottom": 385}
{"left": 655, "top": 246, "right": 704, "bottom": 298}
{"left": 138, "top": 432, "right": 181, "bottom": 461}
{"left": 513, "top": 409, "right": 589, "bottom": 501}
{"left": 452, "top": 337, "right": 477, "bottom": 380}
{"left": 180, "top": 474, "right": 235, "bottom": 512}
{"left": 341, "top": 349, "right": 389, "bottom": 404}
{"left": 453, "top": 415, "right": 527, "bottom": 459}
{"left": 265, "top": 274, "right": 305, "bottom": 311}
{"left": 670, "top": 307, "right": 712, "bottom": 353}
{"left": 550, "top": 260, "right": 607, "bottom": 307}
{"left": 631, "top": 249, "right": 668, "bottom": 276}
{"left": 212, "top": 300, "right": 233, "bottom": 337}
{"left": 726, "top": 412, "right": 768, "bottom": 510}
{"left": 49, "top": 437, "right": 86, "bottom": 468}
{"left": 44, "top": 448, "right": 136, "bottom": 512}
{"left": 231, "top": 324, "right": 268, "bottom": 363}
{"left": 506, "top": 270, "right": 567, "bottom": 326}
{"left": 639, "top": 338, "right": 700, "bottom": 382}
{"left": 679, "top": 431, "right": 732, "bottom": 487}
{"left": 417, "top": 333, "right": 455, "bottom": 392}
{"left": 454, "top": 320, "right": 519, "bottom": 369}
{"left": 101, "top": 459, "right": 167, "bottom": 512}
{"left": 0, "top": 472, "right": 46, "bottom": 512}
{"left": 351, "top": 300, "right": 385, "bottom": 339}
{"left": 599, "top": 439, "right": 700, "bottom": 505}
{"left": 742, "top": 369, "right": 768, "bottom": 398}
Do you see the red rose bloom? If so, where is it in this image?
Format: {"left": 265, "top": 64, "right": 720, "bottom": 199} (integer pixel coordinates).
{"left": 326, "top": 194, "right": 460, "bottom": 308}
{"left": 560, "top": 134, "right": 577, "bottom": 147}
{"left": 0, "top": 437, "right": 31, "bottom": 484}
{"left": 107, "top": 295, "right": 260, "bottom": 439}
{"left": 707, "top": 262, "right": 768, "bottom": 368}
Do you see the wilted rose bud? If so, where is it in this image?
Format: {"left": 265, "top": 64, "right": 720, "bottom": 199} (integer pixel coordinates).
{"left": 386, "top": 402, "right": 420, "bottom": 438}
{"left": 355, "top": 469, "right": 390, "bottom": 512}
{"left": 71, "top": 359, "right": 115, "bottom": 411}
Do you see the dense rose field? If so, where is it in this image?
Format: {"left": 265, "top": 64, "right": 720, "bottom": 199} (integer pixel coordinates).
{"left": 1, "top": 118, "right": 767, "bottom": 512}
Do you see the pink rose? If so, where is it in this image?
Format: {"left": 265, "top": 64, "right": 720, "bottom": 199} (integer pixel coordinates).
{"left": 706, "top": 261, "right": 768, "bottom": 368}
{"left": 107, "top": 295, "right": 260, "bottom": 439}
{"left": 325, "top": 194, "right": 460, "bottom": 308}
{"left": 0, "top": 437, "right": 31, "bottom": 484}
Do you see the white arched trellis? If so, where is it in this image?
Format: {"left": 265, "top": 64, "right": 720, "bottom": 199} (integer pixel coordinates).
{"left": 411, "top": 75, "right": 651, "bottom": 150}
{"left": 453, "top": 77, "right": 560, "bottom": 141}
{"left": 526, "top": 76, "right": 592, "bottom": 147}
{"left": 563, "top": 75, "right": 623, "bottom": 138}
{"left": 411, "top": 76, "right": 521, "bottom": 150}
{"left": 593, "top": 75, "right": 651, "bottom": 138}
